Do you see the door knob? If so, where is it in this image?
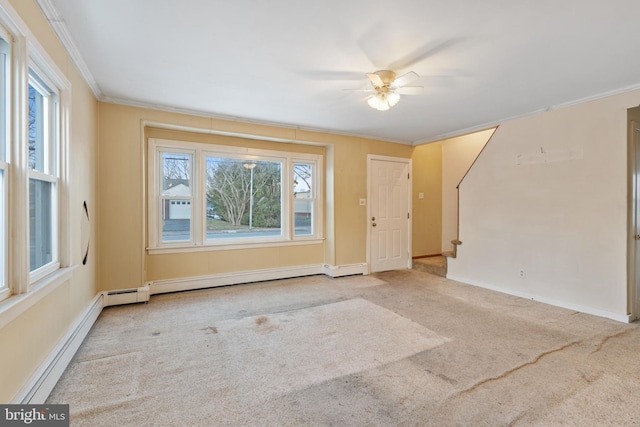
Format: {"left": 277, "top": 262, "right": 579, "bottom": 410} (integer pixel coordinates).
{"left": 372, "top": 223, "right": 377, "bottom": 227}
{"left": 635, "top": 234, "right": 640, "bottom": 240}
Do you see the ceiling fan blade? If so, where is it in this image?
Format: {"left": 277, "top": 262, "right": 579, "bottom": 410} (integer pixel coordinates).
{"left": 388, "top": 38, "right": 465, "bottom": 71}
{"left": 344, "top": 88, "right": 375, "bottom": 92}
{"left": 396, "top": 86, "right": 423, "bottom": 95}
{"left": 393, "top": 71, "right": 420, "bottom": 87}
{"left": 299, "top": 70, "right": 369, "bottom": 81}
{"left": 366, "top": 73, "right": 384, "bottom": 88}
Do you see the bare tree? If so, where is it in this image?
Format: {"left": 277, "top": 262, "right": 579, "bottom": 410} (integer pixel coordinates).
{"left": 28, "top": 86, "right": 38, "bottom": 170}
{"left": 293, "top": 163, "right": 312, "bottom": 196}
{"left": 206, "top": 159, "right": 280, "bottom": 226}
{"left": 162, "top": 153, "right": 191, "bottom": 194}
{"left": 206, "top": 160, "right": 251, "bottom": 225}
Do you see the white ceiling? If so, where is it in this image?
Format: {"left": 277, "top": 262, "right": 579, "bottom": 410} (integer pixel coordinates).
{"left": 41, "top": 0, "right": 640, "bottom": 145}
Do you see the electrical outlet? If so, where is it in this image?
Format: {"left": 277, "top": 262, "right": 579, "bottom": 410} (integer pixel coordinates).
{"left": 518, "top": 268, "right": 526, "bottom": 279}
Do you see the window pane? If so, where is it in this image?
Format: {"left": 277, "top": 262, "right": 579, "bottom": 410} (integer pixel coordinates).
{"left": 206, "top": 157, "right": 282, "bottom": 240}
{"left": 294, "top": 200, "right": 313, "bottom": 236}
{"left": 161, "top": 152, "right": 192, "bottom": 243}
{"left": 294, "top": 163, "right": 313, "bottom": 236}
{"left": 162, "top": 152, "right": 191, "bottom": 196}
{"left": 162, "top": 198, "right": 191, "bottom": 242}
{"left": 0, "top": 37, "right": 7, "bottom": 163}
{"left": 28, "top": 84, "right": 45, "bottom": 172}
{"left": 0, "top": 37, "right": 7, "bottom": 289}
{"left": 29, "top": 178, "right": 53, "bottom": 271}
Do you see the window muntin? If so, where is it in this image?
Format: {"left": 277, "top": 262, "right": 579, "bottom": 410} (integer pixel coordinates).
{"left": 28, "top": 71, "right": 59, "bottom": 278}
{"left": 206, "top": 157, "right": 283, "bottom": 241}
{"left": 149, "top": 139, "right": 322, "bottom": 252}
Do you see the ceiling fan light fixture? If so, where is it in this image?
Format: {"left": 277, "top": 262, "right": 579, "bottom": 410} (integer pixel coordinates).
{"left": 367, "top": 93, "right": 383, "bottom": 110}
{"left": 367, "top": 90, "right": 399, "bottom": 111}
{"left": 387, "top": 91, "right": 400, "bottom": 107}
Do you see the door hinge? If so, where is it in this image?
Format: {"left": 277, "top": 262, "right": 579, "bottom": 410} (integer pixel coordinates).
{"left": 408, "top": 212, "right": 410, "bottom": 219}
{"left": 408, "top": 173, "right": 410, "bottom": 179}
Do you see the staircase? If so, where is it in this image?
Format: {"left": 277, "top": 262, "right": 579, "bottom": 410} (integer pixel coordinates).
{"left": 412, "top": 256, "right": 447, "bottom": 277}
{"left": 412, "top": 240, "right": 461, "bottom": 278}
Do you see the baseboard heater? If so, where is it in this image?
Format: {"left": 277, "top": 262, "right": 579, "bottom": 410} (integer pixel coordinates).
{"left": 104, "top": 285, "right": 150, "bottom": 306}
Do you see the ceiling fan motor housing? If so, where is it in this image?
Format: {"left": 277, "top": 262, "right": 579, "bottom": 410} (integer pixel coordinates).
{"left": 373, "top": 70, "right": 396, "bottom": 87}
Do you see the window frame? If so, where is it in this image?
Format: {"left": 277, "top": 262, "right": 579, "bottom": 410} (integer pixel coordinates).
{"left": 0, "top": 7, "right": 71, "bottom": 308}
{"left": 28, "top": 67, "right": 60, "bottom": 283}
{"left": 148, "top": 138, "right": 323, "bottom": 254}
{"left": 0, "top": 26, "right": 9, "bottom": 302}
{"left": 156, "top": 147, "right": 196, "bottom": 247}
{"left": 292, "top": 159, "right": 319, "bottom": 238}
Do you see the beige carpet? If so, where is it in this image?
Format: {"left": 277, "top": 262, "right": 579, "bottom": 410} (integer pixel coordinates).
{"left": 48, "top": 271, "right": 640, "bottom": 426}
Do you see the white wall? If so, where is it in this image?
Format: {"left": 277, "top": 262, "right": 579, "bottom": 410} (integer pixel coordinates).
{"left": 447, "top": 89, "right": 640, "bottom": 321}
{"left": 441, "top": 129, "right": 494, "bottom": 253}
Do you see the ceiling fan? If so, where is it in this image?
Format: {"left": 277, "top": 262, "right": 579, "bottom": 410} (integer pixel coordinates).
{"left": 356, "top": 70, "right": 424, "bottom": 111}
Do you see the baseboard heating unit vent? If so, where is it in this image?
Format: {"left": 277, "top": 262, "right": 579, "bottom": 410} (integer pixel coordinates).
{"left": 104, "top": 285, "right": 150, "bottom": 306}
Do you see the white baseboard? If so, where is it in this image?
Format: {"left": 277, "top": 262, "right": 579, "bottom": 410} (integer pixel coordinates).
{"left": 151, "top": 264, "right": 325, "bottom": 295}
{"left": 150, "top": 263, "right": 370, "bottom": 295}
{"left": 14, "top": 293, "right": 104, "bottom": 404}
{"left": 323, "top": 263, "right": 369, "bottom": 277}
{"left": 446, "top": 274, "right": 632, "bottom": 323}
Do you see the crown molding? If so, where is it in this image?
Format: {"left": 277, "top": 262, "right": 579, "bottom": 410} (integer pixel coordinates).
{"left": 101, "top": 95, "right": 413, "bottom": 146}
{"left": 35, "top": 0, "right": 103, "bottom": 99}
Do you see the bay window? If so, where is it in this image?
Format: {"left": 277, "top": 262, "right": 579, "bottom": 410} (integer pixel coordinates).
{"left": 148, "top": 138, "right": 323, "bottom": 252}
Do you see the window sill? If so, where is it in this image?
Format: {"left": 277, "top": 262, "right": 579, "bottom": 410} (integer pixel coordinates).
{"left": 147, "top": 238, "right": 324, "bottom": 255}
{"left": 0, "top": 266, "right": 77, "bottom": 329}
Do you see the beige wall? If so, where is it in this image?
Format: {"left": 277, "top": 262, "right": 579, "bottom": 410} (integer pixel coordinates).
{"left": 441, "top": 129, "right": 495, "bottom": 252}
{"left": 1, "top": 0, "right": 99, "bottom": 402}
{"left": 411, "top": 143, "right": 442, "bottom": 256}
{"left": 448, "top": 89, "right": 640, "bottom": 320}
{"left": 98, "top": 103, "right": 412, "bottom": 289}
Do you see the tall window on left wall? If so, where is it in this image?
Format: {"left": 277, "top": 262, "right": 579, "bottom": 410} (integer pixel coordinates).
{"left": 0, "top": 13, "right": 69, "bottom": 306}
{"left": 28, "top": 71, "right": 59, "bottom": 279}
{"left": 0, "top": 32, "right": 9, "bottom": 301}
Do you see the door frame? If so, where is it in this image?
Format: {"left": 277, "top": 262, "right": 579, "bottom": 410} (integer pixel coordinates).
{"left": 628, "top": 119, "right": 640, "bottom": 321}
{"left": 366, "top": 154, "right": 412, "bottom": 274}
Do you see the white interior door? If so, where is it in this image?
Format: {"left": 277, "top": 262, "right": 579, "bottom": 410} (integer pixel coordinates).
{"left": 369, "top": 158, "right": 410, "bottom": 273}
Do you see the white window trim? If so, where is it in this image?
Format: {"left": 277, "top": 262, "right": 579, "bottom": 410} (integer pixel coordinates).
{"left": 153, "top": 147, "right": 196, "bottom": 247}
{"left": 292, "top": 157, "right": 323, "bottom": 241}
{"left": 148, "top": 138, "right": 324, "bottom": 254}
{"left": 0, "top": 26, "right": 8, "bottom": 300}
{"left": 0, "top": 0, "right": 70, "bottom": 303}
{"left": 27, "top": 63, "right": 61, "bottom": 284}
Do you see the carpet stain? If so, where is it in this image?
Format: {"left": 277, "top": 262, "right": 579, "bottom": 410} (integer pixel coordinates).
{"left": 201, "top": 326, "right": 218, "bottom": 334}
{"left": 254, "top": 316, "right": 279, "bottom": 333}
